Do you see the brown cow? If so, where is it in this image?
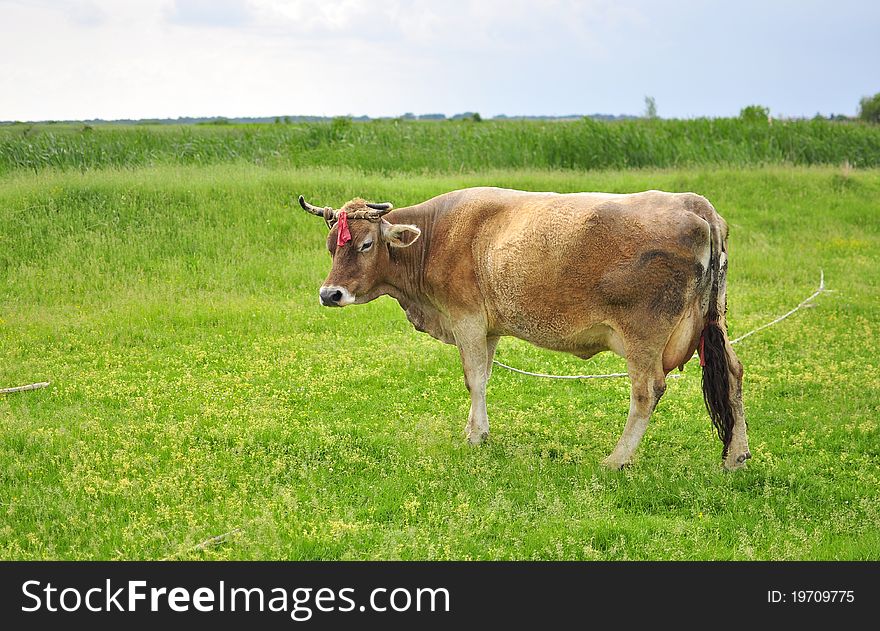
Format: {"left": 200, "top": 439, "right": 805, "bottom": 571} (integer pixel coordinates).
{"left": 299, "top": 187, "right": 751, "bottom": 470}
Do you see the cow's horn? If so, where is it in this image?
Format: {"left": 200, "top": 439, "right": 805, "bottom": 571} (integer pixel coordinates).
{"left": 364, "top": 201, "right": 393, "bottom": 218}
{"left": 298, "top": 195, "right": 336, "bottom": 222}
{"left": 365, "top": 202, "right": 393, "bottom": 211}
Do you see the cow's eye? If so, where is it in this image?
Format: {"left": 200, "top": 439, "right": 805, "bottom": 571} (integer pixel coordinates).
{"left": 360, "top": 240, "right": 374, "bottom": 252}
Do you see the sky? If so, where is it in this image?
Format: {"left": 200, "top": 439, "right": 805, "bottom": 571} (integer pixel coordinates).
{"left": 1, "top": 0, "right": 878, "bottom": 121}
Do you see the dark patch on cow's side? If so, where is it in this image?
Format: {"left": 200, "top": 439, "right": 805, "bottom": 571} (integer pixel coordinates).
{"left": 638, "top": 249, "right": 669, "bottom": 266}
{"left": 596, "top": 249, "right": 691, "bottom": 319}
{"left": 595, "top": 261, "right": 639, "bottom": 308}
{"left": 637, "top": 250, "right": 689, "bottom": 317}
{"left": 648, "top": 267, "right": 687, "bottom": 317}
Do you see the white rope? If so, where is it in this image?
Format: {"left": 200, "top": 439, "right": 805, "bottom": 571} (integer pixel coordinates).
{"left": 0, "top": 382, "right": 50, "bottom": 394}
{"left": 492, "top": 362, "right": 629, "bottom": 380}
{"left": 728, "top": 270, "right": 828, "bottom": 344}
{"left": 493, "top": 270, "right": 831, "bottom": 381}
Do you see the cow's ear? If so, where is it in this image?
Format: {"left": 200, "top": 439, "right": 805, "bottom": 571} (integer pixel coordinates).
{"left": 381, "top": 220, "right": 421, "bottom": 248}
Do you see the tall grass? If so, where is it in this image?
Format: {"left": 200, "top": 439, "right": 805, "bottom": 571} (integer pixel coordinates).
{"left": 2, "top": 117, "right": 880, "bottom": 174}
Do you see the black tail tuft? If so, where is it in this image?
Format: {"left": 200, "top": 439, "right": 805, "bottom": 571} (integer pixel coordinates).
{"left": 701, "top": 247, "right": 735, "bottom": 460}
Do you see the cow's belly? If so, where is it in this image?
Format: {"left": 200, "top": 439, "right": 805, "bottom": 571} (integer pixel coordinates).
{"left": 489, "top": 297, "right": 624, "bottom": 358}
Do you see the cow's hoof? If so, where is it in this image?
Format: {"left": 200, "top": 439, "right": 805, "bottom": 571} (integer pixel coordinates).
{"left": 723, "top": 450, "right": 751, "bottom": 471}
{"left": 601, "top": 457, "right": 630, "bottom": 471}
{"left": 467, "top": 431, "right": 489, "bottom": 446}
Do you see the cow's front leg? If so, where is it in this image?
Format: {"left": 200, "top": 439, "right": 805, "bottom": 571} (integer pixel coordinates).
{"left": 456, "top": 325, "right": 491, "bottom": 445}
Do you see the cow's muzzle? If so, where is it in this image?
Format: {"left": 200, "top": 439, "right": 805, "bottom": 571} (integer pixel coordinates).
{"left": 319, "top": 285, "right": 354, "bottom": 307}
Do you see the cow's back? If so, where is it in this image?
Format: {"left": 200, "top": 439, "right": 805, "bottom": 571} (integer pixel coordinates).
{"left": 428, "top": 188, "right": 715, "bottom": 350}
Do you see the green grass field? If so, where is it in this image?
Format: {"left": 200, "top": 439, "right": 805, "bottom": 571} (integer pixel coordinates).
{"left": 2, "top": 161, "right": 879, "bottom": 560}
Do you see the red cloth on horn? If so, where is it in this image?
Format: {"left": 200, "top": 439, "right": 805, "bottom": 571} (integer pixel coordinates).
{"left": 336, "top": 211, "right": 351, "bottom": 247}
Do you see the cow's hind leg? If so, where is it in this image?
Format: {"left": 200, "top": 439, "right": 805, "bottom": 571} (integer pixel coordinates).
{"left": 602, "top": 356, "right": 666, "bottom": 469}
{"left": 722, "top": 342, "right": 751, "bottom": 470}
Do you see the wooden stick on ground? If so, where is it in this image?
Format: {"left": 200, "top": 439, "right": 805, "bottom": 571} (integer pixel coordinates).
{"left": 0, "top": 382, "right": 50, "bottom": 394}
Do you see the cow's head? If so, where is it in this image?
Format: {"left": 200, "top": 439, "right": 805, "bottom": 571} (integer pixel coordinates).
{"left": 299, "top": 195, "right": 421, "bottom": 307}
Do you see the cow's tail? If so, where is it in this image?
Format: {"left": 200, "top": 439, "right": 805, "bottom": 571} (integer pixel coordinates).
{"left": 700, "top": 227, "right": 735, "bottom": 460}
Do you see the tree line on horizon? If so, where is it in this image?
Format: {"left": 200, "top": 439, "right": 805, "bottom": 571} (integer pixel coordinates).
{"left": 4, "top": 89, "right": 880, "bottom": 127}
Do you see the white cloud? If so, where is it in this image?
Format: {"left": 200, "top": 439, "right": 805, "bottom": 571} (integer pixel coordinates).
{"left": 167, "top": 0, "right": 252, "bottom": 27}
{"left": 0, "top": 0, "right": 877, "bottom": 121}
